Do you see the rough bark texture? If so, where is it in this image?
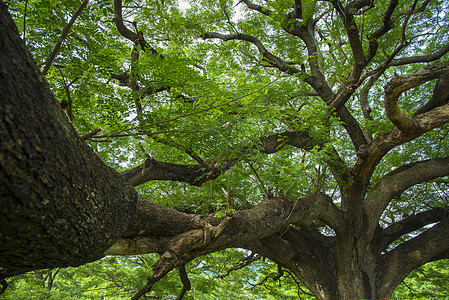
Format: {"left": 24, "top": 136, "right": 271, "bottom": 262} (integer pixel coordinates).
{"left": 0, "top": 2, "right": 137, "bottom": 276}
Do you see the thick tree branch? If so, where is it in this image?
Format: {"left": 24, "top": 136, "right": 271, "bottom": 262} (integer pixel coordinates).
{"left": 113, "top": 0, "right": 162, "bottom": 57}
{"left": 121, "top": 130, "right": 350, "bottom": 189}
{"left": 379, "top": 217, "right": 449, "bottom": 296}
{"left": 367, "top": 0, "right": 398, "bottom": 59}
{"left": 376, "top": 207, "right": 449, "bottom": 253}
{"left": 247, "top": 226, "right": 337, "bottom": 297}
{"left": 331, "top": 0, "right": 366, "bottom": 64}
{"left": 113, "top": 0, "right": 137, "bottom": 41}
{"left": 176, "top": 265, "right": 191, "bottom": 300}
{"left": 364, "top": 156, "right": 449, "bottom": 237}
{"left": 413, "top": 74, "right": 449, "bottom": 117}
{"left": 384, "top": 62, "right": 449, "bottom": 133}
{"left": 106, "top": 192, "right": 345, "bottom": 256}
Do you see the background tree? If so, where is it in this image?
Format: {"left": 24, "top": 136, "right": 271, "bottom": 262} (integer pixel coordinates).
{"left": 1, "top": 0, "right": 449, "bottom": 299}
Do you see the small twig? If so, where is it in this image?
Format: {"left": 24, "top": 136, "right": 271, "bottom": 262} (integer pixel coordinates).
{"left": 150, "top": 135, "right": 208, "bottom": 167}
{"left": 68, "top": 75, "right": 81, "bottom": 87}
{"left": 283, "top": 269, "right": 314, "bottom": 297}
{"left": 223, "top": 8, "right": 239, "bottom": 34}
{"left": 243, "top": 158, "right": 269, "bottom": 198}
{"left": 58, "top": 67, "right": 74, "bottom": 121}
{"left": 401, "top": 0, "right": 419, "bottom": 43}
{"left": 42, "top": 0, "right": 90, "bottom": 75}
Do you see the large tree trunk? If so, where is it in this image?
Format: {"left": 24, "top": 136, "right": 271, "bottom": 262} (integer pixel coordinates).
{"left": 0, "top": 1, "right": 136, "bottom": 277}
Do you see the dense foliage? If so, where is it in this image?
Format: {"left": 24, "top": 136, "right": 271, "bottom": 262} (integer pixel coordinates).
{"left": 2, "top": 0, "right": 449, "bottom": 298}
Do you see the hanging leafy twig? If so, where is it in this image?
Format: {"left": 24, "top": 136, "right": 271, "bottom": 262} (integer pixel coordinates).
{"left": 42, "top": 0, "right": 89, "bottom": 75}
{"left": 215, "top": 253, "right": 261, "bottom": 278}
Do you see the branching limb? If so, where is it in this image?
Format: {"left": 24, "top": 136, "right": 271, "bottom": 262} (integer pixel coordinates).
{"left": 253, "top": 264, "right": 284, "bottom": 287}
{"left": 113, "top": 0, "right": 137, "bottom": 41}
{"left": 107, "top": 193, "right": 345, "bottom": 256}
{"left": 384, "top": 62, "right": 449, "bottom": 133}
{"left": 389, "top": 42, "right": 449, "bottom": 67}
{"left": 367, "top": 0, "right": 398, "bottom": 60}
{"left": 81, "top": 128, "right": 102, "bottom": 140}
{"left": 121, "top": 130, "right": 350, "bottom": 189}
{"left": 113, "top": 0, "right": 162, "bottom": 57}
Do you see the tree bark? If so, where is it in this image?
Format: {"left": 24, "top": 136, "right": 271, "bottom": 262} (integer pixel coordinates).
{"left": 0, "top": 1, "right": 136, "bottom": 277}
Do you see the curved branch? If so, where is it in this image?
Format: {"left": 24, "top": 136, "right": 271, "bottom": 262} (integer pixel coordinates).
{"left": 413, "top": 74, "right": 449, "bottom": 116}
{"left": 364, "top": 156, "right": 449, "bottom": 236}
{"left": 390, "top": 42, "right": 449, "bottom": 67}
{"left": 113, "top": 0, "right": 137, "bottom": 41}
{"left": 201, "top": 32, "right": 304, "bottom": 76}
{"left": 176, "top": 265, "right": 191, "bottom": 300}
{"left": 384, "top": 62, "right": 449, "bottom": 133}
{"left": 379, "top": 217, "right": 449, "bottom": 296}
{"left": 355, "top": 81, "right": 449, "bottom": 185}
{"left": 376, "top": 207, "right": 449, "bottom": 253}
{"left": 337, "top": 106, "right": 368, "bottom": 151}
{"left": 331, "top": 0, "right": 366, "bottom": 64}
{"left": 240, "top": 0, "right": 272, "bottom": 17}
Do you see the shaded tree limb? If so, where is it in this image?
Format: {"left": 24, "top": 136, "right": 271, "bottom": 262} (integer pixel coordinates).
{"left": 42, "top": 0, "right": 89, "bottom": 75}
{"left": 413, "top": 74, "right": 449, "bottom": 116}
{"left": 106, "top": 192, "right": 345, "bottom": 256}
{"left": 113, "top": 0, "right": 162, "bottom": 57}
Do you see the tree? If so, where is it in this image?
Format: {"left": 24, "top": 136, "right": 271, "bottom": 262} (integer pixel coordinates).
{"left": 1, "top": 0, "right": 449, "bottom": 298}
